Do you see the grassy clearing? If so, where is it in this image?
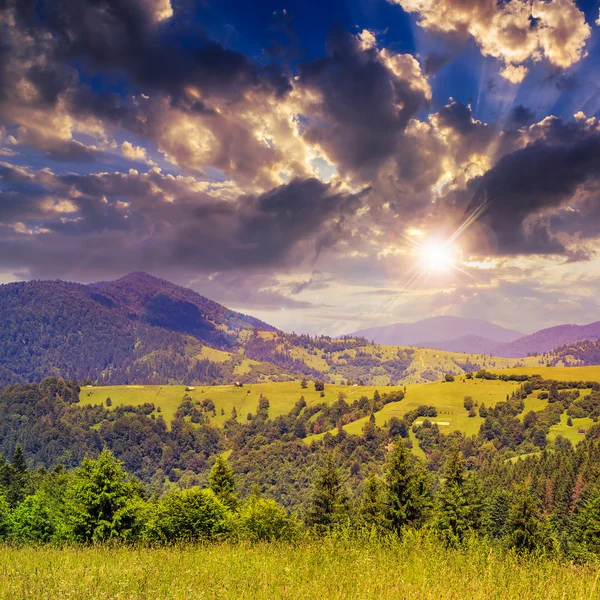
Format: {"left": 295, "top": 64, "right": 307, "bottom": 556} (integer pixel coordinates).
{"left": 80, "top": 382, "right": 406, "bottom": 426}
{"left": 80, "top": 365, "right": 600, "bottom": 439}
{"left": 548, "top": 413, "right": 595, "bottom": 445}
{"left": 308, "top": 378, "right": 522, "bottom": 442}
{"left": 1, "top": 536, "right": 599, "bottom": 600}
{"left": 490, "top": 365, "right": 600, "bottom": 381}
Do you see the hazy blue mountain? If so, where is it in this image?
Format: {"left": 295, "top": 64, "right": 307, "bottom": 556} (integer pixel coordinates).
{"left": 350, "top": 316, "right": 522, "bottom": 347}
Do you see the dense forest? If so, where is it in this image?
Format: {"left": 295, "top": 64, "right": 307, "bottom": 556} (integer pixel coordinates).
{"left": 3, "top": 375, "right": 600, "bottom": 559}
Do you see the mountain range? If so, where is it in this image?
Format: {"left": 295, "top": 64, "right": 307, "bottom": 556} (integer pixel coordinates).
{"left": 349, "top": 317, "right": 600, "bottom": 358}
{"left": 350, "top": 316, "right": 522, "bottom": 347}
{"left": 2, "top": 272, "right": 600, "bottom": 387}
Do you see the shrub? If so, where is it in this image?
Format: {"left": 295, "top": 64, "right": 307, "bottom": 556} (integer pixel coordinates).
{"left": 148, "top": 488, "right": 230, "bottom": 543}
{"left": 234, "top": 497, "right": 299, "bottom": 542}
{"left": 11, "top": 495, "right": 55, "bottom": 544}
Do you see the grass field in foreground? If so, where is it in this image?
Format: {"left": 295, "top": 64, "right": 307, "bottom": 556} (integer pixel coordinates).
{"left": 80, "top": 382, "right": 407, "bottom": 426}
{"left": 1, "top": 536, "right": 599, "bottom": 600}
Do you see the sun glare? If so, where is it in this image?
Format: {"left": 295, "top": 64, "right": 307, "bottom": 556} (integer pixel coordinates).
{"left": 419, "top": 241, "right": 458, "bottom": 273}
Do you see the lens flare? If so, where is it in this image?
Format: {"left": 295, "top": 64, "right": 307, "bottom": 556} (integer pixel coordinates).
{"left": 419, "top": 241, "right": 457, "bottom": 273}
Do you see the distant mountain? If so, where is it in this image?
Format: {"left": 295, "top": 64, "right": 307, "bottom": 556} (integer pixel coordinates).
{"left": 350, "top": 316, "right": 522, "bottom": 347}
{"left": 0, "top": 273, "right": 278, "bottom": 386}
{"left": 493, "top": 321, "right": 600, "bottom": 358}
{"left": 426, "top": 335, "right": 504, "bottom": 355}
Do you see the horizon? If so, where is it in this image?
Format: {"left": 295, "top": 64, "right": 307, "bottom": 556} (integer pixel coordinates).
{"left": 5, "top": 269, "right": 600, "bottom": 338}
{"left": 2, "top": 0, "right": 600, "bottom": 336}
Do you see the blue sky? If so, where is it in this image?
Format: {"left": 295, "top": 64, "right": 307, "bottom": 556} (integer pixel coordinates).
{"left": 2, "top": 0, "right": 600, "bottom": 335}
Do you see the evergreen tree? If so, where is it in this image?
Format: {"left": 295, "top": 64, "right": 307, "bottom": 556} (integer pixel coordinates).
{"left": 384, "top": 441, "right": 429, "bottom": 534}
{"left": 208, "top": 455, "right": 238, "bottom": 509}
{"left": 574, "top": 487, "right": 600, "bottom": 554}
{"left": 360, "top": 474, "right": 386, "bottom": 529}
{"left": 506, "top": 485, "right": 555, "bottom": 554}
{"left": 65, "top": 450, "right": 142, "bottom": 543}
{"left": 4, "top": 445, "right": 29, "bottom": 507}
{"left": 434, "top": 447, "right": 481, "bottom": 546}
{"left": 0, "top": 494, "right": 10, "bottom": 540}
{"left": 12, "top": 445, "right": 27, "bottom": 475}
{"left": 306, "top": 454, "right": 348, "bottom": 533}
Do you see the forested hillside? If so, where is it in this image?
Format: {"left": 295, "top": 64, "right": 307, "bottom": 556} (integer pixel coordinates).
{"left": 0, "top": 273, "right": 543, "bottom": 388}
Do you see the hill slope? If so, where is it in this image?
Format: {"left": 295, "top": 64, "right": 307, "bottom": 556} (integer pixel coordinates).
{"left": 0, "top": 273, "right": 279, "bottom": 386}
{"left": 494, "top": 322, "right": 600, "bottom": 358}
{"left": 351, "top": 316, "right": 522, "bottom": 346}
{"left": 0, "top": 273, "right": 556, "bottom": 387}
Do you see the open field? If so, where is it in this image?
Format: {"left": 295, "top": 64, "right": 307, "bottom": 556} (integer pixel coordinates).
{"left": 82, "top": 364, "right": 600, "bottom": 441}
{"left": 1, "top": 536, "right": 599, "bottom": 600}
{"left": 548, "top": 413, "right": 595, "bottom": 445}
{"left": 80, "top": 381, "right": 407, "bottom": 426}
{"left": 307, "top": 378, "right": 522, "bottom": 441}
{"left": 489, "top": 365, "right": 600, "bottom": 381}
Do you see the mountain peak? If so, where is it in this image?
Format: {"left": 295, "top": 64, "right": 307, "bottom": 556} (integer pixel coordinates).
{"left": 349, "top": 316, "right": 522, "bottom": 346}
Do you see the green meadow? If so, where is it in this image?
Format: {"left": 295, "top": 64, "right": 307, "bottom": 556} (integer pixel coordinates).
{"left": 81, "top": 364, "right": 600, "bottom": 443}
{"left": 80, "top": 381, "right": 407, "bottom": 425}
{"left": 307, "top": 377, "right": 522, "bottom": 441}
{"left": 1, "top": 535, "right": 599, "bottom": 600}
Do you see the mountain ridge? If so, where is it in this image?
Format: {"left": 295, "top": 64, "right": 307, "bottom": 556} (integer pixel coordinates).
{"left": 350, "top": 315, "right": 522, "bottom": 346}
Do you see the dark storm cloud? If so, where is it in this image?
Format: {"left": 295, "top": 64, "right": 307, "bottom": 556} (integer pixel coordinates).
{"left": 459, "top": 121, "right": 600, "bottom": 257}
{"left": 297, "top": 29, "right": 430, "bottom": 180}
{"left": 0, "top": 0, "right": 292, "bottom": 175}
{"left": 509, "top": 105, "right": 536, "bottom": 126}
{"left": 0, "top": 163, "right": 367, "bottom": 277}
{"left": 9, "top": 0, "right": 291, "bottom": 103}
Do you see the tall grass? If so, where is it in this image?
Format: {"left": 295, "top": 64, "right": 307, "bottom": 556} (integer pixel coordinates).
{"left": 2, "top": 531, "right": 599, "bottom": 599}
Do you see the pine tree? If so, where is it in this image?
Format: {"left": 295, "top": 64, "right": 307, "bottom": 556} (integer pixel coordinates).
{"left": 66, "top": 449, "right": 141, "bottom": 543}
{"left": 384, "top": 441, "right": 429, "bottom": 534}
{"left": 360, "top": 474, "right": 386, "bottom": 529}
{"left": 306, "top": 454, "right": 348, "bottom": 532}
{"left": 12, "top": 445, "right": 27, "bottom": 475}
{"left": 506, "top": 485, "right": 555, "bottom": 554}
{"left": 5, "top": 445, "right": 29, "bottom": 507}
{"left": 434, "top": 446, "right": 481, "bottom": 546}
{"left": 208, "top": 455, "right": 238, "bottom": 509}
{"left": 574, "top": 487, "right": 600, "bottom": 554}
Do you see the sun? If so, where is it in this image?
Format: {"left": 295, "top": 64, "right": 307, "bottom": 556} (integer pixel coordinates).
{"left": 419, "top": 240, "right": 458, "bottom": 273}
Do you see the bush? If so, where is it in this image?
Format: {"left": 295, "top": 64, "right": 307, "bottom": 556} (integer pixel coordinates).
{"left": 445, "top": 374, "right": 455, "bottom": 383}
{"left": 148, "top": 488, "right": 230, "bottom": 543}
{"left": 234, "top": 497, "right": 299, "bottom": 542}
{"left": 11, "top": 495, "right": 55, "bottom": 544}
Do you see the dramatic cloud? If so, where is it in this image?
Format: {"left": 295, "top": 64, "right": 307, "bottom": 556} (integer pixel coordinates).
{"left": 454, "top": 115, "right": 600, "bottom": 257}
{"left": 1, "top": 0, "right": 600, "bottom": 333}
{"left": 393, "top": 0, "right": 591, "bottom": 82}
{"left": 0, "top": 163, "right": 368, "bottom": 277}
{"left": 297, "top": 29, "right": 431, "bottom": 180}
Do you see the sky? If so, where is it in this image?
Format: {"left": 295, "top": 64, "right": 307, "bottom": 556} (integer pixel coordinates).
{"left": 2, "top": 0, "right": 600, "bottom": 336}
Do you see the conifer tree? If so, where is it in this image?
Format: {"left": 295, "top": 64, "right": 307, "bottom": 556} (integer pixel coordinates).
{"left": 360, "top": 474, "right": 386, "bottom": 529}
{"left": 306, "top": 454, "right": 348, "bottom": 532}
{"left": 66, "top": 449, "right": 142, "bottom": 543}
{"left": 574, "top": 487, "right": 600, "bottom": 554}
{"left": 208, "top": 455, "right": 238, "bottom": 509}
{"left": 434, "top": 446, "right": 481, "bottom": 546}
{"left": 506, "top": 485, "right": 555, "bottom": 554}
{"left": 384, "top": 441, "right": 429, "bottom": 533}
